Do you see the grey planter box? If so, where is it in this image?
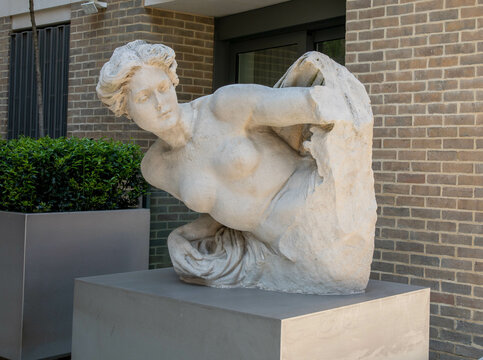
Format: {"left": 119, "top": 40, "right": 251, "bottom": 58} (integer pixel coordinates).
{"left": 0, "top": 209, "right": 150, "bottom": 360}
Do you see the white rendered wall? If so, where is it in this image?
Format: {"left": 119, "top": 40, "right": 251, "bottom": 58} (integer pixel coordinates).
{"left": 0, "top": 0, "right": 75, "bottom": 29}
{"left": 2, "top": 0, "right": 72, "bottom": 16}
{"left": 10, "top": 5, "right": 70, "bottom": 29}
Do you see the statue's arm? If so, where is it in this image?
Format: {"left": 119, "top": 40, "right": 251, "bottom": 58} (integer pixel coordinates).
{"left": 210, "top": 84, "right": 354, "bottom": 129}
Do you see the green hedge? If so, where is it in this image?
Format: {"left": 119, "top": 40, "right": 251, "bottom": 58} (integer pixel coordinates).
{"left": 0, "top": 137, "right": 148, "bottom": 213}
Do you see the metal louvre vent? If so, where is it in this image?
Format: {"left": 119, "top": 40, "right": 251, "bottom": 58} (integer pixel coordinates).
{"left": 8, "top": 24, "right": 70, "bottom": 139}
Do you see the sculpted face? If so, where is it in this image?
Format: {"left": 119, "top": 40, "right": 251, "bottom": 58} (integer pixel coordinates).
{"left": 127, "top": 65, "right": 180, "bottom": 137}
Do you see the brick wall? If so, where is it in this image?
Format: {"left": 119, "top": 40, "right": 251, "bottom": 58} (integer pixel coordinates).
{"left": 68, "top": 0, "right": 213, "bottom": 268}
{"left": 346, "top": 0, "right": 482, "bottom": 359}
{"left": 0, "top": 16, "right": 11, "bottom": 139}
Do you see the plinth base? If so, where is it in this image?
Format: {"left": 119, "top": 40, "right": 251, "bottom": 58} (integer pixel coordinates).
{"left": 72, "top": 268, "right": 429, "bottom": 360}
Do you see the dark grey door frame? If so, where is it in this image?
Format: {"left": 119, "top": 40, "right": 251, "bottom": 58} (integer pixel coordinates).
{"left": 216, "top": 0, "right": 346, "bottom": 41}
{"left": 313, "top": 25, "right": 345, "bottom": 43}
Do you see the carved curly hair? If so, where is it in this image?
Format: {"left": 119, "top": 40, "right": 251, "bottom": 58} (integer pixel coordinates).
{"left": 97, "top": 40, "right": 179, "bottom": 118}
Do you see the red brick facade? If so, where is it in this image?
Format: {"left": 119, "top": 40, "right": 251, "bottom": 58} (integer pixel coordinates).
{"left": 346, "top": 0, "right": 482, "bottom": 358}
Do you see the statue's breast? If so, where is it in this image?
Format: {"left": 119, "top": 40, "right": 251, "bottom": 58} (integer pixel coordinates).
{"left": 213, "top": 137, "right": 260, "bottom": 180}
{"left": 179, "top": 174, "right": 217, "bottom": 213}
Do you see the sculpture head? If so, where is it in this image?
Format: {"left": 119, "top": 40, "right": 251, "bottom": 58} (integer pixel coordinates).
{"left": 97, "top": 40, "right": 180, "bottom": 136}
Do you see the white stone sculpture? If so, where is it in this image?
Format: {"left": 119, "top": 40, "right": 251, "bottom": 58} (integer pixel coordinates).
{"left": 97, "top": 40, "right": 377, "bottom": 295}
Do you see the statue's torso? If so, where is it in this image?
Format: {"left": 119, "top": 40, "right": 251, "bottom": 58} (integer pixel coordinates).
{"left": 142, "top": 97, "right": 303, "bottom": 234}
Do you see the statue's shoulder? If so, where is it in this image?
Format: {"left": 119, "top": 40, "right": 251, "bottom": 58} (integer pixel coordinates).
{"left": 210, "top": 84, "right": 268, "bottom": 110}
{"left": 184, "top": 85, "right": 247, "bottom": 108}
{"left": 209, "top": 84, "right": 254, "bottom": 120}
{"left": 213, "top": 83, "right": 258, "bottom": 97}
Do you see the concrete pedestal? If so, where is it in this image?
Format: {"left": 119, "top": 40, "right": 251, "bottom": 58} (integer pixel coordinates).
{"left": 72, "top": 268, "right": 430, "bottom": 360}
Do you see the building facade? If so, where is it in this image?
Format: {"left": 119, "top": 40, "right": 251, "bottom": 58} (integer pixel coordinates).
{"left": 0, "top": 0, "right": 482, "bottom": 358}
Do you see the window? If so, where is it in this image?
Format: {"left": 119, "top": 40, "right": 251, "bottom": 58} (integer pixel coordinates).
{"left": 8, "top": 24, "right": 70, "bottom": 139}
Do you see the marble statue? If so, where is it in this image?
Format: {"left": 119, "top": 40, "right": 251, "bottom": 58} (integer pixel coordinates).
{"left": 97, "top": 40, "right": 377, "bottom": 295}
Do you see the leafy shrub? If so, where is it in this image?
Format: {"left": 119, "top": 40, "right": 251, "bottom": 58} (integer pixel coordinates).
{"left": 0, "top": 137, "right": 148, "bottom": 213}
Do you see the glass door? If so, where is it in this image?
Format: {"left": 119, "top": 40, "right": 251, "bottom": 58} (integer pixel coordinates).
{"left": 316, "top": 39, "right": 345, "bottom": 65}
{"left": 228, "top": 32, "right": 307, "bottom": 86}
{"left": 217, "top": 23, "right": 345, "bottom": 88}
{"left": 313, "top": 26, "right": 345, "bottom": 65}
{"left": 229, "top": 27, "right": 345, "bottom": 87}
{"left": 237, "top": 44, "right": 300, "bottom": 86}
